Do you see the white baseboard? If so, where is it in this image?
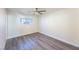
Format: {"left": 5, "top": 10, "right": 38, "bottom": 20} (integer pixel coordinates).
{"left": 7, "top": 32, "right": 39, "bottom": 39}
{"left": 40, "top": 32, "right": 79, "bottom": 48}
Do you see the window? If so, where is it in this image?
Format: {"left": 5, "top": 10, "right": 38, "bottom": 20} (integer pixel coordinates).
{"left": 20, "top": 18, "right": 32, "bottom": 24}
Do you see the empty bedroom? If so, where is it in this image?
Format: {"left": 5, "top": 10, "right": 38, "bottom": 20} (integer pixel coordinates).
{"left": 0, "top": 8, "right": 79, "bottom": 50}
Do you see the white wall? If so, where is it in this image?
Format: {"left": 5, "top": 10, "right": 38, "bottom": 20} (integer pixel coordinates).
{"left": 0, "top": 8, "right": 7, "bottom": 49}
{"left": 75, "top": 9, "right": 79, "bottom": 44}
{"left": 7, "top": 9, "right": 79, "bottom": 47}
{"left": 39, "top": 9, "right": 79, "bottom": 47}
{"left": 7, "top": 12, "right": 39, "bottom": 39}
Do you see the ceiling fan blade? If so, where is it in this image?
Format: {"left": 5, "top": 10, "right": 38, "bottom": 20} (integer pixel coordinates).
{"left": 38, "top": 10, "right": 46, "bottom": 12}
{"left": 38, "top": 12, "right": 42, "bottom": 14}
{"left": 33, "top": 8, "right": 46, "bottom": 15}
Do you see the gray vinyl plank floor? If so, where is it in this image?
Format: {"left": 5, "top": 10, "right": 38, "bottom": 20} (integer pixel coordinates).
{"left": 5, "top": 32, "right": 79, "bottom": 50}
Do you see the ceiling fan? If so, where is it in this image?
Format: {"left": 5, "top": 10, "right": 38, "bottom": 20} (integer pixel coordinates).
{"left": 33, "top": 8, "right": 46, "bottom": 15}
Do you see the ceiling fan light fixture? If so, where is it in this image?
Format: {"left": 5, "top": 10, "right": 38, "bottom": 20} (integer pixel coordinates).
{"left": 34, "top": 12, "right": 40, "bottom": 15}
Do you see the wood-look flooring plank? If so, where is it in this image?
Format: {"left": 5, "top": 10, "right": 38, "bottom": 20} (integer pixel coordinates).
{"left": 5, "top": 32, "right": 79, "bottom": 50}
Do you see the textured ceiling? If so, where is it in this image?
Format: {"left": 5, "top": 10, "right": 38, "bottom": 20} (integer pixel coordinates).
{"left": 6, "top": 8, "right": 63, "bottom": 15}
